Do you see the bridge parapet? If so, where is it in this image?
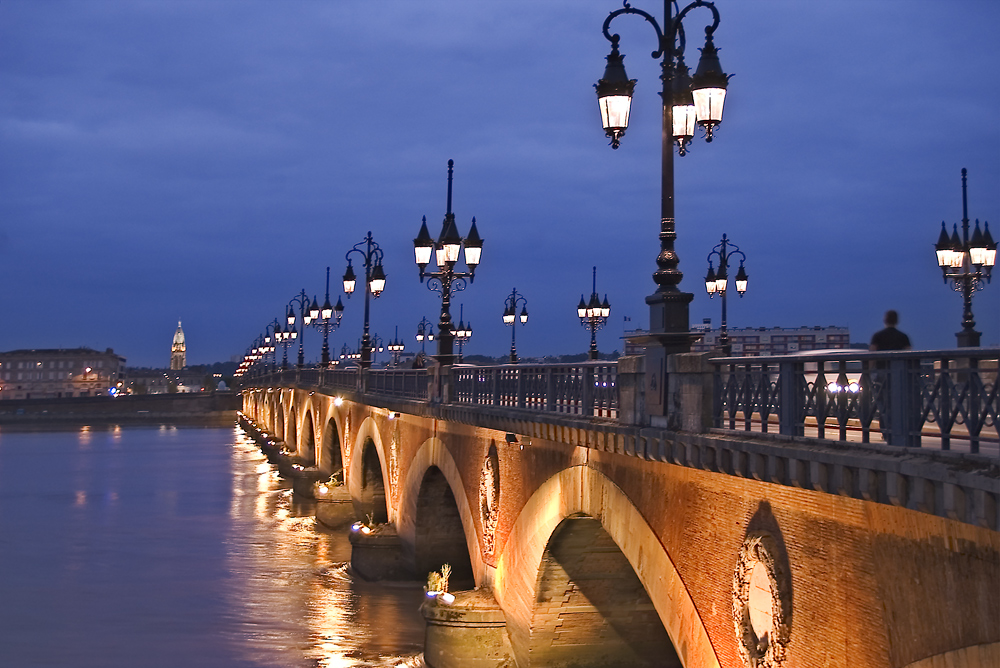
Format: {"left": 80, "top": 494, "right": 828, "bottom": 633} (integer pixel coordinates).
{"left": 245, "top": 380, "right": 999, "bottom": 530}
{"left": 711, "top": 348, "right": 998, "bottom": 454}
{"left": 251, "top": 348, "right": 998, "bottom": 456}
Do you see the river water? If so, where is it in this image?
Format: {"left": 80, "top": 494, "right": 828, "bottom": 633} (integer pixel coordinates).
{"left": 0, "top": 424, "right": 427, "bottom": 668}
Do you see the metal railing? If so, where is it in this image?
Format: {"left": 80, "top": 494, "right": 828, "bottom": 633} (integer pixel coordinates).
{"left": 248, "top": 362, "right": 617, "bottom": 418}
{"left": 711, "top": 349, "right": 999, "bottom": 455}
{"left": 452, "top": 362, "right": 618, "bottom": 418}
{"left": 367, "top": 368, "right": 429, "bottom": 400}
{"left": 246, "top": 350, "right": 998, "bottom": 456}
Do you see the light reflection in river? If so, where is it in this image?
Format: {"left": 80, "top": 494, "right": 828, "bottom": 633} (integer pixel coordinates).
{"left": 0, "top": 424, "right": 426, "bottom": 668}
{"left": 226, "top": 430, "right": 427, "bottom": 668}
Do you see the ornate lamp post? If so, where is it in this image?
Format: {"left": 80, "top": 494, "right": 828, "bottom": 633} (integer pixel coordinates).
{"left": 308, "top": 267, "right": 345, "bottom": 367}
{"left": 370, "top": 334, "right": 385, "bottom": 366}
{"left": 343, "top": 231, "right": 387, "bottom": 369}
{"left": 502, "top": 288, "right": 529, "bottom": 364}
{"left": 595, "top": 0, "right": 731, "bottom": 355}
{"left": 704, "top": 233, "right": 748, "bottom": 355}
{"left": 286, "top": 289, "right": 317, "bottom": 369}
{"left": 934, "top": 169, "right": 995, "bottom": 347}
{"left": 387, "top": 326, "right": 406, "bottom": 366}
{"left": 577, "top": 267, "right": 612, "bottom": 360}
{"left": 416, "top": 317, "right": 435, "bottom": 353}
{"left": 454, "top": 304, "right": 473, "bottom": 363}
{"left": 246, "top": 336, "right": 265, "bottom": 377}
{"left": 340, "top": 341, "right": 363, "bottom": 364}
{"left": 262, "top": 318, "right": 282, "bottom": 373}
{"left": 278, "top": 315, "right": 297, "bottom": 370}
{"left": 413, "top": 160, "right": 484, "bottom": 366}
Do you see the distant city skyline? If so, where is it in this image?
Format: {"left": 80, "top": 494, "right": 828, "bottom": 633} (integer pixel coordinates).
{"left": 1, "top": 1, "right": 997, "bottom": 367}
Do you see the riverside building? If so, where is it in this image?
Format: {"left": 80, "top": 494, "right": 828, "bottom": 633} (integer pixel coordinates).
{"left": 0, "top": 347, "right": 126, "bottom": 399}
{"left": 691, "top": 321, "right": 851, "bottom": 356}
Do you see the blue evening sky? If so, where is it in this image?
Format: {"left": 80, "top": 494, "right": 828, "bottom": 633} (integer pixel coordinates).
{"left": 1, "top": 1, "right": 997, "bottom": 367}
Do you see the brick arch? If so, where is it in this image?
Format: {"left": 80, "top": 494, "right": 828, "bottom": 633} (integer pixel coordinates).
{"left": 348, "top": 416, "right": 391, "bottom": 523}
{"left": 494, "top": 465, "right": 719, "bottom": 668}
{"left": 251, "top": 392, "right": 260, "bottom": 422}
{"left": 266, "top": 392, "right": 277, "bottom": 432}
{"left": 286, "top": 404, "right": 297, "bottom": 452}
{"left": 299, "top": 409, "right": 316, "bottom": 465}
{"left": 396, "top": 437, "right": 486, "bottom": 586}
{"left": 902, "top": 642, "right": 1000, "bottom": 668}
{"left": 272, "top": 392, "right": 286, "bottom": 441}
{"left": 319, "top": 412, "right": 343, "bottom": 476}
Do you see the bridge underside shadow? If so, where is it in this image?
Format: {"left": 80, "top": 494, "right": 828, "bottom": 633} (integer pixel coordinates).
{"left": 414, "top": 466, "right": 475, "bottom": 590}
{"left": 359, "top": 439, "right": 388, "bottom": 524}
{"left": 529, "top": 515, "right": 680, "bottom": 668}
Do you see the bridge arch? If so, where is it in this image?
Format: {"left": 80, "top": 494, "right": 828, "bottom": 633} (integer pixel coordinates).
{"left": 319, "top": 414, "right": 343, "bottom": 477}
{"left": 397, "top": 437, "right": 485, "bottom": 587}
{"left": 266, "top": 392, "right": 276, "bottom": 432}
{"left": 286, "top": 405, "right": 297, "bottom": 452}
{"left": 903, "top": 642, "right": 1000, "bottom": 668}
{"left": 348, "top": 417, "right": 390, "bottom": 524}
{"left": 273, "top": 392, "right": 286, "bottom": 442}
{"left": 495, "top": 465, "right": 719, "bottom": 668}
{"left": 299, "top": 409, "right": 316, "bottom": 465}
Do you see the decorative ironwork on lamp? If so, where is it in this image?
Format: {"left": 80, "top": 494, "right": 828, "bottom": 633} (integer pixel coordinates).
{"left": 933, "top": 169, "right": 994, "bottom": 347}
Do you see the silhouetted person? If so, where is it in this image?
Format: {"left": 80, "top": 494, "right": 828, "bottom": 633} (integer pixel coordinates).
{"left": 869, "top": 310, "right": 916, "bottom": 442}
{"left": 869, "top": 310, "right": 911, "bottom": 351}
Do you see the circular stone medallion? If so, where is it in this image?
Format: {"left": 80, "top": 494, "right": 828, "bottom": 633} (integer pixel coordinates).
{"left": 732, "top": 534, "right": 790, "bottom": 667}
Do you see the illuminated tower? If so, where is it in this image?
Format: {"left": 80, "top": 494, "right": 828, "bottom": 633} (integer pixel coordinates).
{"left": 170, "top": 321, "right": 187, "bottom": 370}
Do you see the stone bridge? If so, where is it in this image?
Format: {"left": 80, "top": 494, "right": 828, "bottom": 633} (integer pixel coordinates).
{"left": 239, "top": 351, "right": 998, "bottom": 668}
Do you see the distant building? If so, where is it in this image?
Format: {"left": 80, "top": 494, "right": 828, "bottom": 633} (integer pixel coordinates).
{"left": 170, "top": 321, "right": 186, "bottom": 370}
{"left": 622, "top": 322, "right": 852, "bottom": 357}
{"left": 0, "top": 348, "right": 126, "bottom": 400}
{"left": 691, "top": 321, "right": 851, "bottom": 356}
{"left": 125, "top": 367, "right": 206, "bottom": 394}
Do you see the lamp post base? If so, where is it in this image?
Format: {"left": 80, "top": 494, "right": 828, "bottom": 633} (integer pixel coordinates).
{"left": 645, "top": 291, "right": 694, "bottom": 354}
{"left": 956, "top": 329, "right": 981, "bottom": 347}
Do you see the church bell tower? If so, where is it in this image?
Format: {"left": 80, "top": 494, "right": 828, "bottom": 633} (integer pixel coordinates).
{"left": 170, "top": 321, "right": 187, "bottom": 370}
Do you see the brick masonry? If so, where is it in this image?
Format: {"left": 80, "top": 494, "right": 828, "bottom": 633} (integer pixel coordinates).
{"left": 243, "top": 387, "right": 999, "bottom": 668}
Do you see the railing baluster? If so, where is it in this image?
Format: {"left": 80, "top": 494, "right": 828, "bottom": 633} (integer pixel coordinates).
{"left": 969, "top": 356, "right": 981, "bottom": 455}
{"left": 940, "top": 358, "right": 951, "bottom": 451}
{"left": 742, "top": 360, "right": 753, "bottom": 432}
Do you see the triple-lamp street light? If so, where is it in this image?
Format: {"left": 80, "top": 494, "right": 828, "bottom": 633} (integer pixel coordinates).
{"left": 415, "top": 317, "right": 435, "bottom": 353}
{"left": 343, "top": 231, "right": 387, "bottom": 369}
{"left": 262, "top": 318, "right": 281, "bottom": 373}
{"left": 454, "top": 304, "right": 473, "bottom": 363}
{"left": 704, "top": 233, "right": 748, "bottom": 356}
{"left": 503, "top": 288, "right": 529, "bottom": 364}
{"left": 413, "top": 160, "right": 483, "bottom": 366}
{"left": 386, "top": 327, "right": 406, "bottom": 367}
{"left": 577, "top": 267, "right": 612, "bottom": 360}
{"left": 370, "top": 334, "right": 385, "bottom": 366}
{"left": 286, "top": 289, "right": 317, "bottom": 369}
{"left": 934, "top": 169, "right": 995, "bottom": 347}
{"left": 340, "top": 343, "right": 356, "bottom": 363}
{"left": 595, "top": 0, "right": 731, "bottom": 354}
{"left": 310, "top": 267, "right": 346, "bottom": 367}
{"left": 248, "top": 332, "right": 271, "bottom": 376}
{"left": 277, "top": 315, "right": 297, "bottom": 370}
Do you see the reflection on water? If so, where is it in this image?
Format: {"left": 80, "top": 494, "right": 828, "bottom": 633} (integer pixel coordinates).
{"left": 227, "top": 431, "right": 426, "bottom": 667}
{"left": 0, "top": 424, "right": 426, "bottom": 668}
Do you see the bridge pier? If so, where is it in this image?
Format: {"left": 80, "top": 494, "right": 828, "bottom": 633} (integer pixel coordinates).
{"left": 314, "top": 484, "right": 355, "bottom": 529}
{"left": 349, "top": 523, "right": 413, "bottom": 581}
{"left": 287, "top": 466, "right": 325, "bottom": 498}
{"left": 421, "top": 589, "right": 513, "bottom": 668}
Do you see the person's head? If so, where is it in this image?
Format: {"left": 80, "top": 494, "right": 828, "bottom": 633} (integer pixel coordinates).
{"left": 884, "top": 310, "right": 899, "bottom": 327}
